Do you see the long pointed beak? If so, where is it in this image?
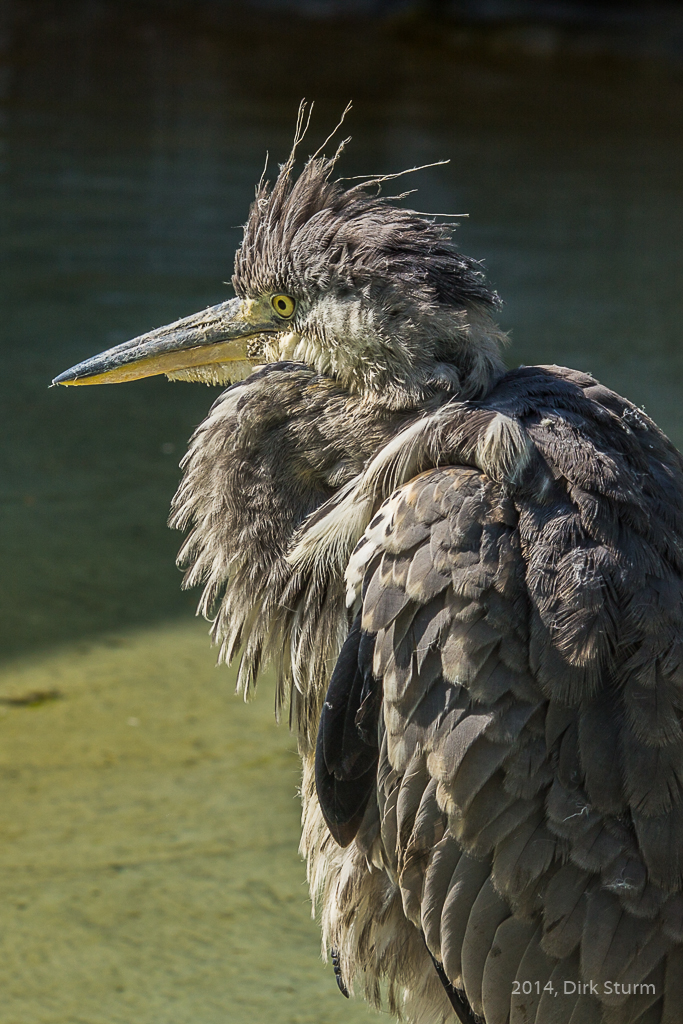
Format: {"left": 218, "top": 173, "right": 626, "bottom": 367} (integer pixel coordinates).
{"left": 52, "top": 297, "right": 276, "bottom": 386}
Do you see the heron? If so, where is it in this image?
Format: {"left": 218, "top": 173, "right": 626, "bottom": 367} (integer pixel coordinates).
{"left": 53, "top": 108, "right": 683, "bottom": 1024}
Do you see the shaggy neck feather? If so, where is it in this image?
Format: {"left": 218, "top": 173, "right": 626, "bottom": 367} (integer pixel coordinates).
{"left": 265, "top": 296, "right": 507, "bottom": 410}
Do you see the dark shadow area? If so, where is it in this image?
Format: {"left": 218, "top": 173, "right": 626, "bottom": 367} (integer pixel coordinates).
{"left": 1, "top": 0, "right": 682, "bottom": 661}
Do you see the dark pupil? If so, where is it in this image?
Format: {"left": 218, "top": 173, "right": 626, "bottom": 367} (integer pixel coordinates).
{"left": 277, "top": 299, "right": 287, "bottom": 310}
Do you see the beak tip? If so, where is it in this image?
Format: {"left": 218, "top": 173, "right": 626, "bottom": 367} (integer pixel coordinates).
{"left": 51, "top": 370, "right": 77, "bottom": 386}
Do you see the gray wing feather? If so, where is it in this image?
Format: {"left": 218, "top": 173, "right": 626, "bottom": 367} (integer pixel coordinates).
{"left": 537, "top": 952, "right": 582, "bottom": 1024}
{"left": 454, "top": 775, "right": 535, "bottom": 858}
{"left": 396, "top": 752, "right": 431, "bottom": 853}
{"left": 377, "top": 732, "right": 401, "bottom": 876}
{"left": 481, "top": 916, "right": 537, "bottom": 1024}
{"left": 460, "top": 876, "right": 510, "bottom": 1016}
{"left": 661, "top": 894, "right": 683, "bottom": 943}
{"left": 491, "top": 812, "right": 558, "bottom": 911}
{"left": 510, "top": 926, "right": 555, "bottom": 1024}
{"left": 440, "top": 853, "right": 491, "bottom": 985}
{"left": 422, "top": 833, "right": 463, "bottom": 960}
{"left": 399, "top": 777, "right": 446, "bottom": 927}
{"left": 542, "top": 862, "right": 593, "bottom": 959}
{"left": 346, "top": 366, "right": 683, "bottom": 1023}
{"left": 601, "top": 965, "right": 664, "bottom": 1023}
{"left": 569, "top": 996, "right": 604, "bottom": 1024}
{"left": 662, "top": 947, "right": 683, "bottom": 1023}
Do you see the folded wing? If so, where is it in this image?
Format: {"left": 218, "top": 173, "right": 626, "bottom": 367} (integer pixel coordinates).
{"left": 334, "top": 366, "right": 683, "bottom": 1024}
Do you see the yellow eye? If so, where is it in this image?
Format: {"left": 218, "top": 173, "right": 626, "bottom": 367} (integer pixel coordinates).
{"left": 271, "top": 294, "right": 296, "bottom": 319}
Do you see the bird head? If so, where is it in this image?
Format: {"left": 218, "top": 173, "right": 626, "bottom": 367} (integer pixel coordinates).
{"left": 53, "top": 108, "right": 507, "bottom": 408}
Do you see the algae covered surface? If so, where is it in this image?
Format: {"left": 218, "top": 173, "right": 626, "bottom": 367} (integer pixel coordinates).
{"left": 0, "top": 624, "right": 377, "bottom": 1023}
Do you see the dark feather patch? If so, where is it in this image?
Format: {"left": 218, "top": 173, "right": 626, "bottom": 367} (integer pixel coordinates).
{"left": 315, "top": 613, "right": 381, "bottom": 847}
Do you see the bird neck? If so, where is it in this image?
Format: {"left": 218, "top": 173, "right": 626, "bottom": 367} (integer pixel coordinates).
{"left": 265, "top": 303, "right": 507, "bottom": 411}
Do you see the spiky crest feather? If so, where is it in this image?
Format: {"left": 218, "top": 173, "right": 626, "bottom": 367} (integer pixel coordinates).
{"left": 232, "top": 105, "right": 499, "bottom": 315}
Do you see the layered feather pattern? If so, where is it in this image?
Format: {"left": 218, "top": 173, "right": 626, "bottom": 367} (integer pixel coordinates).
{"left": 174, "top": 361, "right": 683, "bottom": 1023}
{"left": 336, "top": 365, "right": 683, "bottom": 1023}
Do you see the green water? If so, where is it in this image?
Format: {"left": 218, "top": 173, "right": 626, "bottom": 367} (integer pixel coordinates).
{"left": 1, "top": 2, "right": 683, "bottom": 1021}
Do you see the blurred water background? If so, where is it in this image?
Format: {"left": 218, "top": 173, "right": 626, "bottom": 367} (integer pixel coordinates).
{"left": 1, "top": 2, "right": 682, "bottom": 1021}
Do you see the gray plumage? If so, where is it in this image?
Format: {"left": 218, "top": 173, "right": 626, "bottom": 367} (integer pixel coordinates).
{"left": 56, "top": 114, "right": 683, "bottom": 1024}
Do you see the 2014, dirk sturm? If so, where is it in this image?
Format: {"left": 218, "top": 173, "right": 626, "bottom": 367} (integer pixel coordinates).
{"left": 513, "top": 979, "right": 659, "bottom": 999}
{"left": 54, "top": 106, "right": 683, "bottom": 1024}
